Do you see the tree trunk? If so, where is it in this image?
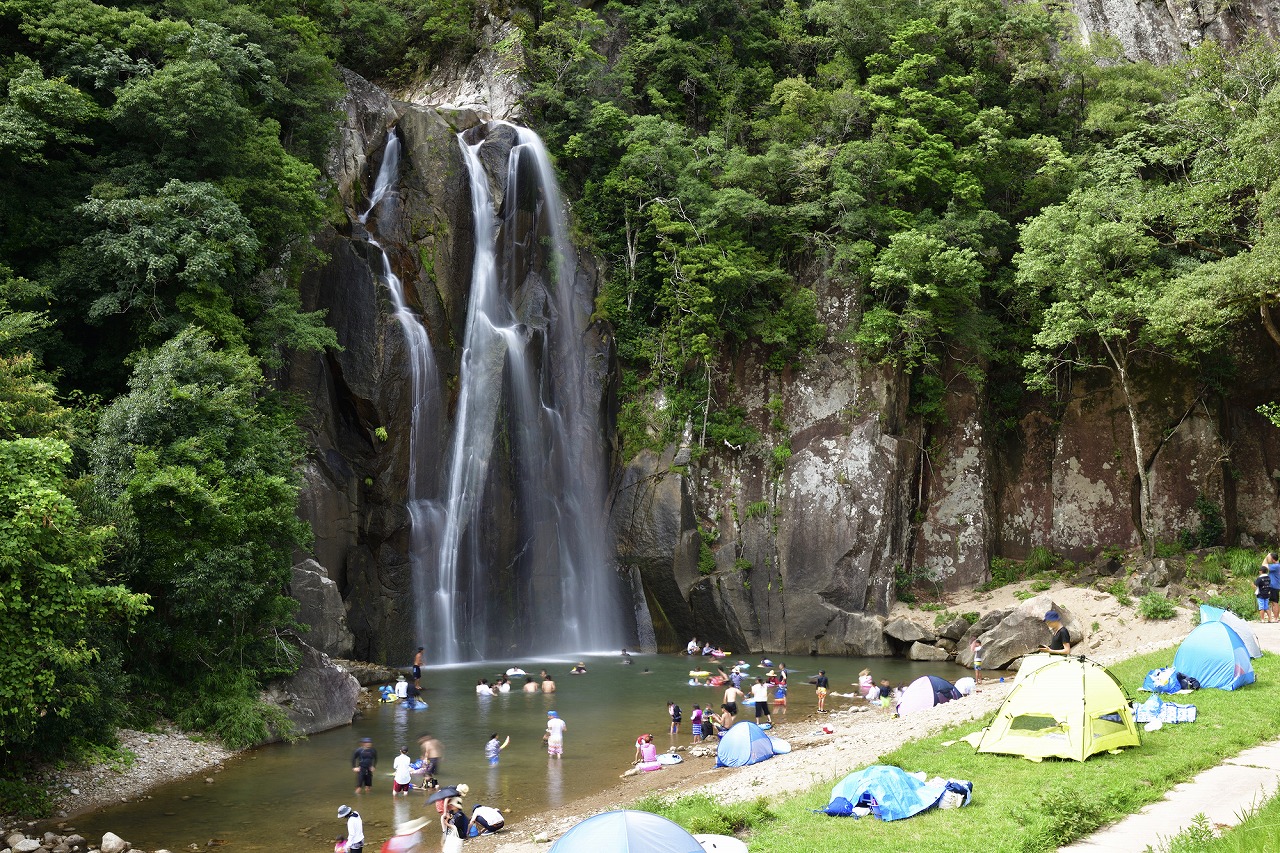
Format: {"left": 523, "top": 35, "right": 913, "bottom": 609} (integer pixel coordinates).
{"left": 1102, "top": 338, "right": 1154, "bottom": 557}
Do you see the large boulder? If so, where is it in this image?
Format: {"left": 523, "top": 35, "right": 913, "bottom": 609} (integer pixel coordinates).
{"left": 100, "top": 833, "right": 128, "bottom": 853}
{"left": 813, "top": 609, "right": 891, "bottom": 656}
{"left": 261, "top": 643, "right": 360, "bottom": 742}
{"left": 884, "top": 616, "right": 935, "bottom": 645}
{"left": 956, "top": 608, "right": 1010, "bottom": 666}
{"left": 937, "top": 616, "right": 972, "bottom": 641}
{"left": 961, "top": 595, "right": 1083, "bottom": 670}
{"left": 290, "top": 559, "right": 355, "bottom": 658}
{"left": 908, "top": 642, "right": 951, "bottom": 662}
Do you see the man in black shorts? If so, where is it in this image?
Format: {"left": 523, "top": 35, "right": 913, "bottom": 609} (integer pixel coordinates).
{"left": 351, "top": 736, "right": 376, "bottom": 794}
{"left": 412, "top": 647, "right": 424, "bottom": 689}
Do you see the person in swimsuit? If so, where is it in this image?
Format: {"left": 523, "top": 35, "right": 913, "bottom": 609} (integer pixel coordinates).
{"left": 722, "top": 683, "right": 743, "bottom": 717}
{"left": 417, "top": 733, "right": 442, "bottom": 789}
{"left": 412, "top": 647, "right": 424, "bottom": 689}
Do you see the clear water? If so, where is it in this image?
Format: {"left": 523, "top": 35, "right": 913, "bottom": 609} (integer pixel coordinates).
{"left": 65, "top": 653, "right": 971, "bottom": 851}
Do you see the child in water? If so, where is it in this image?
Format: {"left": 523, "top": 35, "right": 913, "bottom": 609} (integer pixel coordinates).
{"left": 485, "top": 733, "right": 509, "bottom": 765}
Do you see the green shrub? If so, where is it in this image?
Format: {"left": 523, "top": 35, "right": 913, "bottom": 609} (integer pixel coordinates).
{"left": 745, "top": 500, "right": 770, "bottom": 519}
{"left": 1026, "top": 545, "right": 1058, "bottom": 574}
{"left": 1107, "top": 580, "right": 1133, "bottom": 607}
{"left": 962, "top": 611, "right": 980, "bottom": 624}
{"left": 1030, "top": 579, "right": 1051, "bottom": 592}
{"left": 1226, "top": 548, "right": 1262, "bottom": 579}
{"left": 698, "top": 536, "right": 717, "bottom": 575}
{"left": 733, "top": 558, "right": 752, "bottom": 573}
{"left": 1138, "top": 593, "right": 1177, "bottom": 620}
{"left": 1021, "top": 783, "right": 1116, "bottom": 850}
{"left": 0, "top": 779, "right": 52, "bottom": 818}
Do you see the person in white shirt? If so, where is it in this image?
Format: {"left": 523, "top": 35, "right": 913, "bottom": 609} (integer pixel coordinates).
{"left": 470, "top": 804, "right": 505, "bottom": 835}
{"left": 394, "top": 676, "right": 408, "bottom": 700}
{"left": 750, "top": 678, "right": 772, "bottom": 725}
{"left": 545, "top": 710, "right": 567, "bottom": 757}
{"left": 337, "top": 804, "right": 363, "bottom": 852}
{"left": 392, "top": 747, "right": 413, "bottom": 797}
{"left": 475, "top": 679, "right": 493, "bottom": 695}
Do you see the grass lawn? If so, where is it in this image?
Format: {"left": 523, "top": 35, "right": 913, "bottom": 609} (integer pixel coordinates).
{"left": 640, "top": 649, "right": 1280, "bottom": 853}
{"left": 1157, "top": 792, "right": 1280, "bottom": 852}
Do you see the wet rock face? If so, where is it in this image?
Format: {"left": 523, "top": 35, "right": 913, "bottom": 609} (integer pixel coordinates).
{"left": 290, "top": 559, "right": 356, "bottom": 658}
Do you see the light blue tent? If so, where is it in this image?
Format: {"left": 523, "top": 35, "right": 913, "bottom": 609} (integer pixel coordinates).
{"left": 549, "top": 810, "right": 702, "bottom": 853}
{"left": 1173, "top": 621, "right": 1255, "bottom": 691}
{"left": 822, "top": 765, "right": 952, "bottom": 821}
{"left": 1199, "top": 604, "right": 1262, "bottom": 658}
{"left": 715, "top": 721, "right": 776, "bottom": 767}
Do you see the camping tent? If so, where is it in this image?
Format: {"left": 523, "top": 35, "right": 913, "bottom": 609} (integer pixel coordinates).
{"left": 1173, "top": 621, "right": 1255, "bottom": 691}
{"left": 897, "top": 675, "right": 962, "bottom": 716}
{"left": 549, "top": 810, "right": 703, "bottom": 853}
{"left": 823, "top": 765, "right": 952, "bottom": 821}
{"left": 715, "top": 721, "right": 776, "bottom": 767}
{"left": 974, "top": 656, "right": 1140, "bottom": 761}
{"left": 1200, "top": 604, "right": 1262, "bottom": 659}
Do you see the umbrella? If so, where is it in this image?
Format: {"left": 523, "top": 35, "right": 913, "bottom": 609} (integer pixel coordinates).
{"left": 426, "top": 786, "right": 461, "bottom": 804}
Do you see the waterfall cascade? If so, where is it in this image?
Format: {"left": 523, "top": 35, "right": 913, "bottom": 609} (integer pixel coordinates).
{"left": 361, "top": 121, "right": 638, "bottom": 663}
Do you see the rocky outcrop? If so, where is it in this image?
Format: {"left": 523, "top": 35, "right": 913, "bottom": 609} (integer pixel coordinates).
{"left": 261, "top": 643, "right": 360, "bottom": 742}
{"left": 1070, "top": 0, "right": 1280, "bottom": 63}
{"left": 290, "top": 559, "right": 355, "bottom": 658}
{"left": 397, "top": 19, "right": 525, "bottom": 120}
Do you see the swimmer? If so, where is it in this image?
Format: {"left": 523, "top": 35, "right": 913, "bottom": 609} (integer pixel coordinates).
{"left": 522, "top": 676, "right": 539, "bottom": 693}
{"left": 570, "top": 662, "right": 587, "bottom": 675}
{"left": 541, "top": 673, "right": 556, "bottom": 693}
{"left": 621, "top": 648, "right": 633, "bottom": 664}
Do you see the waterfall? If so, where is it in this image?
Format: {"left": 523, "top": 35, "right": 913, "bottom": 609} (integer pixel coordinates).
{"left": 358, "top": 132, "right": 445, "bottom": 653}
{"left": 420, "top": 123, "right": 634, "bottom": 663}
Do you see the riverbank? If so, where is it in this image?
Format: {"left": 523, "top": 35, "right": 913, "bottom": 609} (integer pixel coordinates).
{"left": 489, "top": 583, "right": 1197, "bottom": 849}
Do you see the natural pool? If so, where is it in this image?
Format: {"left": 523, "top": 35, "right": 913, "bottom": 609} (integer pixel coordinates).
{"left": 67, "top": 652, "right": 971, "bottom": 851}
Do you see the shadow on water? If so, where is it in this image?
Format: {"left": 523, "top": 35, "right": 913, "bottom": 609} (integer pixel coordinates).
{"left": 66, "top": 652, "right": 972, "bottom": 850}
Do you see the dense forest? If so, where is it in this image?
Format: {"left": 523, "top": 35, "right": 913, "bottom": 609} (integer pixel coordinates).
{"left": 3, "top": 0, "right": 1280, "bottom": 807}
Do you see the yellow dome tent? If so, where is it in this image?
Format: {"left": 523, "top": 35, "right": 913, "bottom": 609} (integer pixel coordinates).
{"left": 973, "top": 655, "right": 1140, "bottom": 762}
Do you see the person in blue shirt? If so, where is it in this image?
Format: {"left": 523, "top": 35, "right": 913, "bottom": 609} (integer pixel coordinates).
{"left": 1266, "top": 553, "right": 1280, "bottom": 624}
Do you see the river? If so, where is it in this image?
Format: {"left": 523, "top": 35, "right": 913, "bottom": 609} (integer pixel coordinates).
{"left": 68, "top": 652, "right": 972, "bottom": 850}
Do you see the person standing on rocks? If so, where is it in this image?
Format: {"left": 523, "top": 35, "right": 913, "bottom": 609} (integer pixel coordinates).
{"left": 352, "top": 737, "right": 377, "bottom": 794}
{"left": 413, "top": 646, "right": 424, "bottom": 690}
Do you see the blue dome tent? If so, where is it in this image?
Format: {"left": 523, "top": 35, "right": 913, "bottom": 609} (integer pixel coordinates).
{"left": 715, "top": 721, "right": 776, "bottom": 767}
{"left": 1173, "top": 621, "right": 1255, "bottom": 691}
{"left": 549, "top": 810, "right": 703, "bottom": 853}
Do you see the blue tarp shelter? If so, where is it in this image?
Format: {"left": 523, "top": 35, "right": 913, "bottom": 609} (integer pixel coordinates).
{"left": 823, "top": 765, "right": 951, "bottom": 821}
{"left": 716, "top": 721, "right": 776, "bottom": 767}
{"left": 1173, "top": 621, "right": 1255, "bottom": 691}
{"left": 549, "top": 810, "right": 702, "bottom": 853}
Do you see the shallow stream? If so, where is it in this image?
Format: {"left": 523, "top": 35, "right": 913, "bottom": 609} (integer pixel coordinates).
{"left": 69, "top": 652, "right": 970, "bottom": 851}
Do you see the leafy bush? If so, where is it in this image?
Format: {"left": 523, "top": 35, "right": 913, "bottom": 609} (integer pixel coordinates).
{"left": 745, "top": 500, "right": 770, "bottom": 519}
{"left": 1226, "top": 548, "right": 1263, "bottom": 579}
{"left": 1021, "top": 783, "right": 1115, "bottom": 850}
{"left": 962, "top": 611, "right": 980, "bottom": 624}
{"left": 1030, "top": 579, "right": 1051, "bottom": 592}
{"left": 1107, "top": 580, "right": 1133, "bottom": 607}
{"left": 1138, "top": 593, "right": 1177, "bottom": 620}
{"left": 0, "top": 779, "right": 52, "bottom": 818}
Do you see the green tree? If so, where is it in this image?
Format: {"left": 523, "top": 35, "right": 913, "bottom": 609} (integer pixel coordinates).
{"left": 91, "top": 327, "right": 307, "bottom": 744}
